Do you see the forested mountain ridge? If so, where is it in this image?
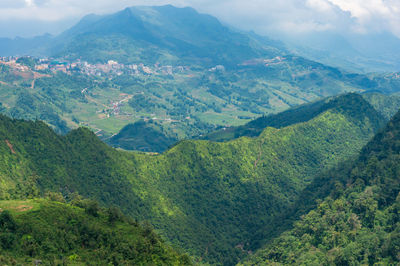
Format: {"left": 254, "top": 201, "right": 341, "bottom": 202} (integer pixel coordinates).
{"left": 54, "top": 5, "right": 284, "bottom": 67}
{"left": 0, "top": 93, "right": 386, "bottom": 264}
{"left": 0, "top": 5, "right": 285, "bottom": 67}
{"left": 242, "top": 101, "right": 400, "bottom": 265}
{"left": 1, "top": 6, "right": 400, "bottom": 151}
{"left": 205, "top": 93, "right": 387, "bottom": 142}
{"left": 0, "top": 198, "right": 191, "bottom": 265}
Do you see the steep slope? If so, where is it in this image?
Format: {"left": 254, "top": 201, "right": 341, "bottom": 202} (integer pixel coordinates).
{"left": 2, "top": 6, "right": 400, "bottom": 141}
{"left": 205, "top": 93, "right": 384, "bottom": 142}
{"left": 242, "top": 107, "right": 400, "bottom": 265}
{"left": 50, "top": 5, "right": 284, "bottom": 67}
{"left": 362, "top": 92, "right": 400, "bottom": 120}
{"left": 0, "top": 198, "right": 190, "bottom": 265}
{"left": 107, "top": 120, "right": 178, "bottom": 152}
{"left": 0, "top": 94, "right": 385, "bottom": 264}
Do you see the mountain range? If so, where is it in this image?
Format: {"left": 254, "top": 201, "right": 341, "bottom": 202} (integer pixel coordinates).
{"left": 1, "top": 5, "right": 400, "bottom": 154}
{"left": 284, "top": 31, "right": 400, "bottom": 73}
{"left": 1, "top": 4, "right": 400, "bottom": 265}
{"left": 0, "top": 5, "right": 284, "bottom": 67}
{"left": 242, "top": 99, "right": 400, "bottom": 265}
{"left": 0, "top": 93, "right": 392, "bottom": 264}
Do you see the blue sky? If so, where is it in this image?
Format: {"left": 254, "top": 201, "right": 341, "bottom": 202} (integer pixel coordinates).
{"left": 0, "top": 0, "right": 399, "bottom": 39}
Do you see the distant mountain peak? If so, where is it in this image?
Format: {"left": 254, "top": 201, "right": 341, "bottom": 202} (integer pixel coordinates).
{"left": 0, "top": 5, "right": 284, "bottom": 66}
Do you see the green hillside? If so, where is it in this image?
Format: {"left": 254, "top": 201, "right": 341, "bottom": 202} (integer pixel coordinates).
{"left": 107, "top": 120, "right": 178, "bottom": 152}
{"left": 0, "top": 57, "right": 371, "bottom": 150}
{"left": 362, "top": 92, "right": 400, "bottom": 120}
{"left": 205, "top": 93, "right": 388, "bottom": 142}
{"left": 0, "top": 198, "right": 190, "bottom": 265}
{"left": 0, "top": 94, "right": 385, "bottom": 264}
{"left": 54, "top": 5, "right": 283, "bottom": 67}
{"left": 1, "top": 6, "right": 400, "bottom": 151}
{"left": 242, "top": 104, "right": 400, "bottom": 265}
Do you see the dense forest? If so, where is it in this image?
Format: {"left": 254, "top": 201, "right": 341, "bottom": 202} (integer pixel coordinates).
{"left": 0, "top": 93, "right": 390, "bottom": 264}
{"left": 0, "top": 197, "right": 190, "bottom": 265}
{"left": 1, "top": 4, "right": 400, "bottom": 265}
{"left": 205, "top": 92, "right": 400, "bottom": 142}
{"left": 243, "top": 107, "right": 400, "bottom": 265}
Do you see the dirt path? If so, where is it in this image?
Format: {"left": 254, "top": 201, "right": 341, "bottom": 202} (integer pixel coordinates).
{"left": 5, "top": 139, "right": 16, "bottom": 154}
{"left": 31, "top": 72, "right": 51, "bottom": 89}
{"left": 15, "top": 205, "right": 33, "bottom": 212}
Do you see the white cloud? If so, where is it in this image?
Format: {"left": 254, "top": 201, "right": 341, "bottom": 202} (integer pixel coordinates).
{"left": 25, "top": 0, "right": 34, "bottom": 7}
{"left": 327, "top": 0, "right": 400, "bottom": 36}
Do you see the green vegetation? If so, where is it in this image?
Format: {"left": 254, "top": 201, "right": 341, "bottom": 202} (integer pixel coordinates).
{"left": 362, "top": 92, "right": 400, "bottom": 120}
{"left": 0, "top": 198, "right": 191, "bottom": 265}
{"left": 107, "top": 120, "right": 178, "bottom": 152}
{"left": 1, "top": 6, "right": 400, "bottom": 265}
{"left": 55, "top": 5, "right": 283, "bottom": 67}
{"left": 0, "top": 93, "right": 386, "bottom": 264}
{"left": 205, "top": 93, "right": 387, "bottom": 142}
{"left": 2, "top": 57, "right": 399, "bottom": 153}
{"left": 2, "top": 5, "right": 400, "bottom": 153}
{"left": 242, "top": 104, "right": 400, "bottom": 265}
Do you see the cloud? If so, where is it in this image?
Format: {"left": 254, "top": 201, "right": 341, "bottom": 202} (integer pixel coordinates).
{"left": 326, "top": 0, "right": 400, "bottom": 36}
{"left": 0, "top": 0, "right": 399, "bottom": 38}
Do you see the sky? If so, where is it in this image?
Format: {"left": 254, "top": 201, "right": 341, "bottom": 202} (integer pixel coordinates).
{"left": 0, "top": 0, "right": 399, "bottom": 39}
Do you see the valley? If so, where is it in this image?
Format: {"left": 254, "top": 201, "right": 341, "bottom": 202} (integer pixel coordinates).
{"left": 1, "top": 51, "right": 400, "bottom": 153}
{"left": 0, "top": 3, "right": 400, "bottom": 265}
{"left": 0, "top": 93, "right": 391, "bottom": 264}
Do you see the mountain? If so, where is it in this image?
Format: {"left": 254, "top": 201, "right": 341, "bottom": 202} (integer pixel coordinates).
{"left": 0, "top": 93, "right": 385, "bottom": 264}
{"left": 205, "top": 93, "right": 389, "bottom": 142}
{"left": 0, "top": 5, "right": 284, "bottom": 67}
{"left": 284, "top": 31, "right": 400, "bottom": 73}
{"left": 0, "top": 34, "right": 52, "bottom": 57}
{"left": 0, "top": 198, "right": 191, "bottom": 265}
{"left": 1, "top": 6, "right": 400, "bottom": 145}
{"left": 107, "top": 120, "right": 178, "bottom": 152}
{"left": 242, "top": 104, "right": 400, "bottom": 265}
{"left": 362, "top": 92, "right": 400, "bottom": 120}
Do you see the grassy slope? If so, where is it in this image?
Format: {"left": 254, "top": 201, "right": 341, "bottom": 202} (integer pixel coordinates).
{"left": 0, "top": 94, "right": 385, "bottom": 264}
{"left": 242, "top": 105, "right": 400, "bottom": 265}
{"left": 0, "top": 198, "right": 191, "bottom": 265}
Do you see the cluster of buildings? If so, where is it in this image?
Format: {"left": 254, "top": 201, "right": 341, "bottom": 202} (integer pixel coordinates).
{"left": 0, "top": 56, "right": 190, "bottom": 77}
{"left": 239, "top": 56, "right": 286, "bottom": 67}
{"left": 0, "top": 56, "right": 30, "bottom": 72}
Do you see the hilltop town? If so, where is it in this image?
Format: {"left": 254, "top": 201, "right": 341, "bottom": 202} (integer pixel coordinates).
{"left": 0, "top": 56, "right": 192, "bottom": 77}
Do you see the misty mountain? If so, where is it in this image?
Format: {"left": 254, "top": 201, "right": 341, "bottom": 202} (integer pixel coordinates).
{"left": 0, "top": 5, "right": 286, "bottom": 67}
{"left": 285, "top": 31, "right": 400, "bottom": 73}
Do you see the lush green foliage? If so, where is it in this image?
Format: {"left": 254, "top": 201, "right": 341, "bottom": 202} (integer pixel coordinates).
{"left": 2, "top": 6, "right": 400, "bottom": 153}
{"left": 242, "top": 106, "right": 400, "bottom": 265}
{"left": 0, "top": 94, "right": 385, "bottom": 264}
{"left": 205, "top": 93, "right": 386, "bottom": 141}
{"left": 362, "top": 92, "right": 400, "bottom": 120}
{"left": 2, "top": 58, "right": 398, "bottom": 152}
{"left": 108, "top": 120, "right": 178, "bottom": 152}
{"left": 0, "top": 198, "right": 191, "bottom": 265}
